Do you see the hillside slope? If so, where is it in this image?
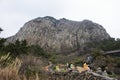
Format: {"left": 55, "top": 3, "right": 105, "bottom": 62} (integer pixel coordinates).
{"left": 7, "top": 16, "right": 110, "bottom": 53}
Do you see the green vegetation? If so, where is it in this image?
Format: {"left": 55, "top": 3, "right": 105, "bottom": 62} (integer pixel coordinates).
{"left": 0, "top": 39, "right": 52, "bottom": 58}
{"left": 0, "top": 38, "right": 6, "bottom": 53}
{"left": 0, "top": 39, "right": 28, "bottom": 57}
{"left": 6, "top": 40, "right": 28, "bottom": 57}
{"left": 87, "top": 38, "right": 120, "bottom": 51}
{"left": 98, "top": 38, "right": 120, "bottom": 51}
{"left": 72, "top": 58, "right": 84, "bottom": 66}
{"left": 28, "top": 45, "right": 51, "bottom": 58}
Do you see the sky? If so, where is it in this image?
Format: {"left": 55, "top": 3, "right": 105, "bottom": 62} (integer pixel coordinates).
{"left": 0, "top": 0, "right": 120, "bottom": 38}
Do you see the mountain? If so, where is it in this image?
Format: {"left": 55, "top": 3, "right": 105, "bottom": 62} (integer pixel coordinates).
{"left": 7, "top": 16, "right": 110, "bottom": 53}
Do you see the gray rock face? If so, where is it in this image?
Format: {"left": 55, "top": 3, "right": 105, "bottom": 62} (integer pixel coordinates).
{"left": 7, "top": 16, "right": 110, "bottom": 53}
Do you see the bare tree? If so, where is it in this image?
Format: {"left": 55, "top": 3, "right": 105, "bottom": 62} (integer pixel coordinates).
{"left": 0, "top": 27, "right": 3, "bottom": 34}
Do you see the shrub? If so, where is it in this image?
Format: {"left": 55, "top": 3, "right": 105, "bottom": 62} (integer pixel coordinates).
{"left": 0, "top": 53, "right": 46, "bottom": 80}
{"left": 28, "top": 45, "right": 51, "bottom": 58}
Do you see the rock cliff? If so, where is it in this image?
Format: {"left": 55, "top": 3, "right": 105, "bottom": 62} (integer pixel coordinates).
{"left": 7, "top": 16, "right": 110, "bottom": 53}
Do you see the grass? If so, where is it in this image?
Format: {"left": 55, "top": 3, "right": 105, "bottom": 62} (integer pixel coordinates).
{"left": 0, "top": 53, "right": 119, "bottom": 80}
{"left": 0, "top": 53, "right": 44, "bottom": 80}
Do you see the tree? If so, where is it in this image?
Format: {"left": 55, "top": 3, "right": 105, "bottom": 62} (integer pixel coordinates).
{"left": 0, "top": 27, "right": 3, "bottom": 31}
{"left": 0, "top": 27, "right": 3, "bottom": 34}
{"left": 28, "top": 45, "right": 50, "bottom": 58}
{"left": 86, "top": 38, "right": 120, "bottom": 52}
{"left": 0, "top": 38, "right": 6, "bottom": 52}
{"left": 5, "top": 39, "right": 28, "bottom": 57}
{"left": 0, "top": 28, "right": 6, "bottom": 54}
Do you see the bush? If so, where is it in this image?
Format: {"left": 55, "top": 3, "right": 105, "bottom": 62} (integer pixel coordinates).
{"left": 6, "top": 40, "right": 28, "bottom": 57}
{"left": 72, "top": 58, "right": 84, "bottom": 66}
{"left": 0, "top": 53, "right": 48, "bottom": 80}
{"left": 28, "top": 45, "right": 51, "bottom": 58}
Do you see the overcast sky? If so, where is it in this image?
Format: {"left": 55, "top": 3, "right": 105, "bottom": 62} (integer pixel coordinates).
{"left": 0, "top": 0, "right": 120, "bottom": 38}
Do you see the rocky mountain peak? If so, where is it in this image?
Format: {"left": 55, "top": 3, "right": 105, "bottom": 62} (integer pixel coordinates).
{"left": 43, "top": 16, "right": 56, "bottom": 20}
{"left": 7, "top": 16, "right": 110, "bottom": 53}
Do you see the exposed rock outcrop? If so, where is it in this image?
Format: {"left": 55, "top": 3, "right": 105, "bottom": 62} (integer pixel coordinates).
{"left": 7, "top": 16, "right": 110, "bottom": 53}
